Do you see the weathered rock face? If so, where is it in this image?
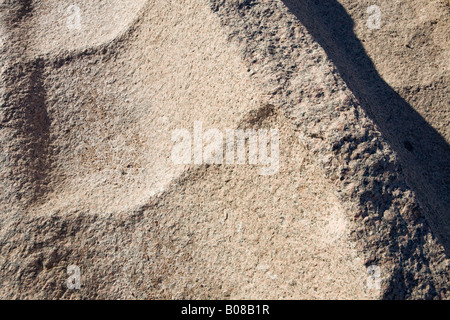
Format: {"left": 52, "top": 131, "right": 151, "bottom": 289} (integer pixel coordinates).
{"left": 280, "top": 0, "right": 450, "bottom": 257}
{"left": 0, "top": 0, "right": 448, "bottom": 299}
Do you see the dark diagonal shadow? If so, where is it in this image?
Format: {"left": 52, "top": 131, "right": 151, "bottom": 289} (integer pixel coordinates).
{"left": 282, "top": 0, "right": 450, "bottom": 253}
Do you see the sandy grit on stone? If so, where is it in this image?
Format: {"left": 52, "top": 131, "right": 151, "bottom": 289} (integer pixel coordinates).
{"left": 0, "top": 0, "right": 448, "bottom": 299}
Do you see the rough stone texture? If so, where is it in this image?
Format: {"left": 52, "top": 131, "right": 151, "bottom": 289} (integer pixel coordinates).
{"left": 0, "top": 0, "right": 448, "bottom": 299}
{"left": 280, "top": 0, "right": 450, "bottom": 258}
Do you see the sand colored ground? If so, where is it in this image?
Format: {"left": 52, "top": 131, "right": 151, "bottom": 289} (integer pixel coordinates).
{"left": 0, "top": 0, "right": 448, "bottom": 299}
